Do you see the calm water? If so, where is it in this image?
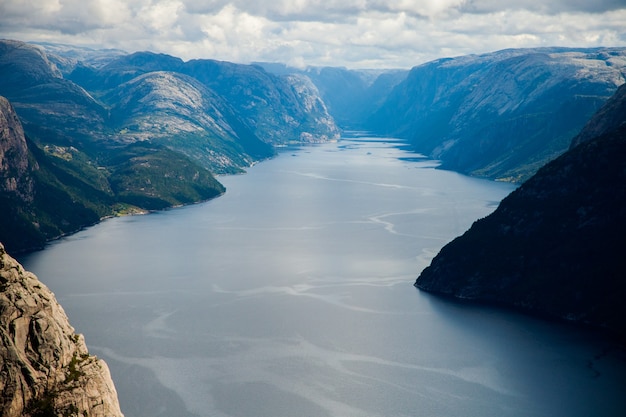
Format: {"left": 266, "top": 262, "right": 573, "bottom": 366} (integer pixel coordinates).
{"left": 19, "top": 136, "right": 625, "bottom": 417}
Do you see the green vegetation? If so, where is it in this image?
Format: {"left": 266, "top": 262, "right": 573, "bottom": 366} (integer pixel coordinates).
{"left": 0, "top": 137, "right": 225, "bottom": 253}
{"left": 25, "top": 389, "right": 57, "bottom": 417}
{"left": 24, "top": 351, "right": 91, "bottom": 417}
{"left": 65, "top": 353, "right": 85, "bottom": 384}
{"left": 107, "top": 142, "right": 225, "bottom": 210}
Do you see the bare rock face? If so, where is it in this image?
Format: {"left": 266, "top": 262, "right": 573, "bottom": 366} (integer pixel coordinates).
{"left": 0, "top": 96, "right": 34, "bottom": 203}
{"left": 0, "top": 242, "right": 124, "bottom": 417}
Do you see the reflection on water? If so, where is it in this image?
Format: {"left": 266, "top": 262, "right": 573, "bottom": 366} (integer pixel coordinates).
{"left": 19, "top": 136, "right": 625, "bottom": 417}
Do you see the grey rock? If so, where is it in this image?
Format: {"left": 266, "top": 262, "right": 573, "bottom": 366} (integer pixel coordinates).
{"left": 0, "top": 242, "right": 124, "bottom": 417}
{"left": 0, "top": 96, "right": 35, "bottom": 203}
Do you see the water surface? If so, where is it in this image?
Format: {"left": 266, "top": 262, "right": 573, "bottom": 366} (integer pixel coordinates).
{"left": 20, "top": 136, "right": 625, "bottom": 417}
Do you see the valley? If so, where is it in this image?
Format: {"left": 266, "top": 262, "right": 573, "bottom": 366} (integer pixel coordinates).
{"left": 1, "top": 40, "right": 625, "bottom": 253}
{"left": 1, "top": 38, "right": 626, "bottom": 417}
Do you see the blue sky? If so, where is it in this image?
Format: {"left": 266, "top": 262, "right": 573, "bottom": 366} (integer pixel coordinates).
{"left": 1, "top": 0, "right": 625, "bottom": 68}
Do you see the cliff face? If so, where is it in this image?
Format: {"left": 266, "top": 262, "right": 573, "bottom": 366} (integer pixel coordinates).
{"left": 0, "top": 96, "right": 35, "bottom": 203}
{"left": 0, "top": 242, "right": 124, "bottom": 417}
{"left": 415, "top": 84, "right": 626, "bottom": 338}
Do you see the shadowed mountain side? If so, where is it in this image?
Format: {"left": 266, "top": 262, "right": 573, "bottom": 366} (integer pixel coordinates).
{"left": 415, "top": 84, "right": 626, "bottom": 338}
{"left": 256, "top": 63, "right": 408, "bottom": 130}
{"left": 570, "top": 78, "right": 626, "bottom": 148}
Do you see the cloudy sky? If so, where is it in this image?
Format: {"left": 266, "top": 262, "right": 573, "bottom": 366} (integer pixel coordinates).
{"left": 1, "top": 0, "right": 625, "bottom": 68}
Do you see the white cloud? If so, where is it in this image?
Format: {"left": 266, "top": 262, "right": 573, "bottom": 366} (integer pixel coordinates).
{"left": 0, "top": 0, "right": 624, "bottom": 68}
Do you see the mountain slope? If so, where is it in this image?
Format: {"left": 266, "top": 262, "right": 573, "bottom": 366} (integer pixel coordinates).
{"left": 371, "top": 47, "right": 626, "bottom": 182}
{"left": 0, "top": 40, "right": 110, "bottom": 146}
{"left": 0, "top": 94, "right": 225, "bottom": 253}
{"left": 415, "top": 84, "right": 626, "bottom": 338}
{"left": 104, "top": 70, "right": 273, "bottom": 173}
{"left": 182, "top": 59, "right": 339, "bottom": 144}
{"left": 0, "top": 96, "right": 108, "bottom": 253}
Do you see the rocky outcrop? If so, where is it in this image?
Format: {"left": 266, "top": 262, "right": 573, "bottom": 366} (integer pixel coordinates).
{"left": 415, "top": 84, "right": 626, "bottom": 338}
{"left": 0, "top": 242, "right": 124, "bottom": 417}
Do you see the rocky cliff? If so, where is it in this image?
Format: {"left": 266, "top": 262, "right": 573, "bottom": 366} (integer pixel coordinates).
{"left": 415, "top": 84, "right": 626, "bottom": 339}
{"left": 0, "top": 242, "right": 124, "bottom": 417}
{"left": 0, "top": 96, "right": 35, "bottom": 203}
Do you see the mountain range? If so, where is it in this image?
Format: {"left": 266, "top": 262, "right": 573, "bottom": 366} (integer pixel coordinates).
{"left": 370, "top": 47, "right": 626, "bottom": 181}
{"left": 1, "top": 39, "right": 625, "bottom": 254}
{"left": 0, "top": 39, "right": 342, "bottom": 252}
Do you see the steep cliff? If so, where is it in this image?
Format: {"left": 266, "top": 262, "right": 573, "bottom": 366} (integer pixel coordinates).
{"left": 0, "top": 94, "right": 110, "bottom": 253}
{"left": 415, "top": 84, "right": 626, "bottom": 338}
{"left": 0, "top": 242, "right": 124, "bottom": 417}
{"left": 0, "top": 96, "right": 35, "bottom": 203}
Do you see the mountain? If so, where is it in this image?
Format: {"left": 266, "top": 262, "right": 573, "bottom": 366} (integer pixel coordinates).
{"left": 36, "top": 44, "right": 340, "bottom": 158}
{"left": 0, "top": 93, "right": 225, "bottom": 253}
{"left": 371, "top": 47, "right": 626, "bottom": 182}
{"left": 0, "top": 242, "right": 124, "bottom": 417}
{"left": 415, "top": 83, "right": 626, "bottom": 339}
{"left": 257, "top": 63, "right": 408, "bottom": 129}
{"left": 0, "top": 39, "right": 340, "bottom": 251}
{"left": 182, "top": 59, "right": 339, "bottom": 144}
{"left": 103, "top": 70, "right": 272, "bottom": 173}
{"left": 67, "top": 51, "right": 185, "bottom": 92}
{"left": 0, "top": 95, "right": 105, "bottom": 253}
{"left": 0, "top": 40, "right": 110, "bottom": 146}
{"left": 31, "top": 41, "right": 127, "bottom": 73}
